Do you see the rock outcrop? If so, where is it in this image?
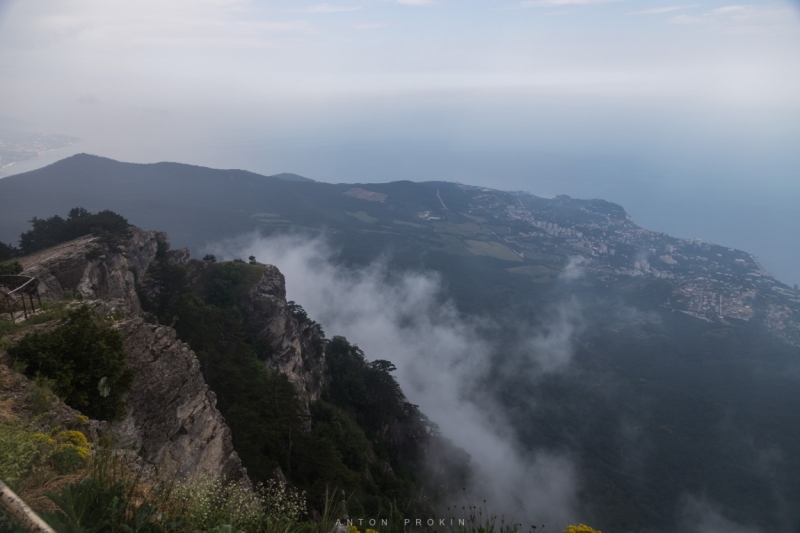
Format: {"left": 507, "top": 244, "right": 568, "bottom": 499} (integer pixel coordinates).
{"left": 17, "top": 227, "right": 167, "bottom": 315}
{"left": 8, "top": 227, "right": 248, "bottom": 484}
{"left": 240, "top": 265, "right": 326, "bottom": 404}
{"left": 110, "top": 317, "right": 247, "bottom": 482}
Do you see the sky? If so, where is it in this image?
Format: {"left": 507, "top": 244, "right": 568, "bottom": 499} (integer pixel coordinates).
{"left": 0, "top": 0, "right": 799, "bottom": 284}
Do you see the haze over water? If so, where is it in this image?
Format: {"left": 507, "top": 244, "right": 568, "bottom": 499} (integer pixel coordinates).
{"left": 1, "top": 0, "right": 799, "bottom": 285}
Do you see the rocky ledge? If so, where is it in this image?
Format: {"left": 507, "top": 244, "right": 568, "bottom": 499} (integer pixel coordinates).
{"left": 109, "top": 317, "right": 247, "bottom": 482}
{"left": 17, "top": 227, "right": 167, "bottom": 315}
{"left": 240, "top": 265, "right": 326, "bottom": 406}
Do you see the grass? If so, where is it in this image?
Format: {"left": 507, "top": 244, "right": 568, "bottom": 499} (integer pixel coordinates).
{"left": 346, "top": 211, "right": 378, "bottom": 224}
{"left": 1, "top": 436, "right": 310, "bottom": 533}
{"left": 506, "top": 265, "right": 559, "bottom": 278}
{"left": 431, "top": 234, "right": 472, "bottom": 256}
{"left": 0, "top": 297, "right": 79, "bottom": 338}
{"left": 433, "top": 222, "right": 490, "bottom": 238}
{"left": 464, "top": 240, "right": 522, "bottom": 262}
{"left": 392, "top": 220, "right": 424, "bottom": 228}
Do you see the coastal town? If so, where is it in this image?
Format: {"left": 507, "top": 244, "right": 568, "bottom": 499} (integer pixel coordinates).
{"left": 0, "top": 130, "right": 78, "bottom": 172}
{"left": 458, "top": 186, "right": 800, "bottom": 346}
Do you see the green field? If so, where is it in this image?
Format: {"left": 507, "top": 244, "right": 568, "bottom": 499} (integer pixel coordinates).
{"left": 465, "top": 239, "right": 522, "bottom": 262}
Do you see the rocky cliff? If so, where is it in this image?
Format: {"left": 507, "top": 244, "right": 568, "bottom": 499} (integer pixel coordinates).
{"left": 17, "top": 227, "right": 166, "bottom": 316}
{"left": 239, "top": 265, "right": 327, "bottom": 405}
{"left": 109, "top": 317, "right": 245, "bottom": 482}
{"left": 10, "top": 227, "right": 248, "bottom": 483}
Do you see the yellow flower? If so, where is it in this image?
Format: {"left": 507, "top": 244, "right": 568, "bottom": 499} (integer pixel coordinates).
{"left": 32, "top": 432, "right": 55, "bottom": 445}
{"left": 58, "top": 443, "right": 90, "bottom": 460}
{"left": 563, "top": 525, "right": 602, "bottom": 533}
{"left": 55, "top": 430, "right": 88, "bottom": 447}
{"left": 76, "top": 415, "right": 89, "bottom": 425}
{"left": 53, "top": 430, "right": 91, "bottom": 463}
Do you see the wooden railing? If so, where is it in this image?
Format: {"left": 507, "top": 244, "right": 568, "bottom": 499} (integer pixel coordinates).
{"left": 0, "top": 275, "right": 42, "bottom": 321}
{"left": 0, "top": 479, "right": 56, "bottom": 533}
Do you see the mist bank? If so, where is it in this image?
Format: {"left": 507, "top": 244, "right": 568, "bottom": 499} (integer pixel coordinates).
{"left": 208, "top": 233, "right": 582, "bottom": 525}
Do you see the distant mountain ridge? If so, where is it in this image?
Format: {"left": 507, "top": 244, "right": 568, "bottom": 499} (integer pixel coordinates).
{"left": 268, "top": 172, "right": 314, "bottom": 182}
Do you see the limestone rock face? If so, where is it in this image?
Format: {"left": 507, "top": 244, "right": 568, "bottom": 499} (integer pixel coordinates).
{"left": 168, "top": 248, "right": 191, "bottom": 266}
{"left": 18, "top": 227, "right": 166, "bottom": 315}
{"left": 11, "top": 228, "right": 248, "bottom": 484}
{"left": 240, "top": 265, "right": 326, "bottom": 404}
{"left": 111, "top": 317, "right": 247, "bottom": 482}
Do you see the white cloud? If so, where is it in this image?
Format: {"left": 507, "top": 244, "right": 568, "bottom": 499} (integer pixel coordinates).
{"left": 302, "top": 3, "right": 362, "bottom": 13}
{"left": 560, "top": 255, "right": 588, "bottom": 281}
{"left": 711, "top": 4, "right": 747, "bottom": 14}
{"left": 76, "top": 94, "right": 99, "bottom": 104}
{"left": 626, "top": 5, "right": 694, "bottom": 15}
{"left": 668, "top": 13, "right": 704, "bottom": 23}
{"left": 6, "top": 1, "right": 317, "bottom": 52}
{"left": 353, "top": 22, "right": 386, "bottom": 30}
{"left": 666, "top": 3, "right": 796, "bottom": 29}
{"left": 520, "top": 0, "right": 625, "bottom": 7}
{"left": 395, "top": 0, "right": 436, "bottom": 5}
{"left": 514, "top": 297, "right": 584, "bottom": 374}
{"left": 678, "top": 495, "right": 762, "bottom": 533}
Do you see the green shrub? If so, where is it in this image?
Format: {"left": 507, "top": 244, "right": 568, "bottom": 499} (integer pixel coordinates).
{"left": 28, "top": 375, "right": 58, "bottom": 414}
{"left": 8, "top": 305, "right": 135, "bottom": 421}
{"left": 51, "top": 431, "right": 90, "bottom": 474}
{"left": 0, "top": 422, "right": 48, "bottom": 488}
{"left": 0, "top": 260, "right": 23, "bottom": 275}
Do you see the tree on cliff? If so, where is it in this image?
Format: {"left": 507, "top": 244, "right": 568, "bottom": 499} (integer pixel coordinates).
{"left": 18, "top": 208, "right": 130, "bottom": 255}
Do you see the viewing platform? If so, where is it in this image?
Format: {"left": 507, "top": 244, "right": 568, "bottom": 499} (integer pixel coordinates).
{"left": 0, "top": 275, "right": 42, "bottom": 322}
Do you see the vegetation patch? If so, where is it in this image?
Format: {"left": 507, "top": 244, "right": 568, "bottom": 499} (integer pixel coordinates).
{"left": 506, "top": 265, "right": 559, "bottom": 277}
{"left": 392, "top": 220, "right": 424, "bottom": 228}
{"left": 433, "top": 222, "right": 488, "bottom": 237}
{"left": 7, "top": 305, "right": 135, "bottom": 421}
{"left": 346, "top": 211, "right": 378, "bottom": 224}
{"left": 0, "top": 260, "right": 23, "bottom": 275}
{"left": 464, "top": 240, "right": 522, "bottom": 262}
{"left": 433, "top": 234, "right": 471, "bottom": 255}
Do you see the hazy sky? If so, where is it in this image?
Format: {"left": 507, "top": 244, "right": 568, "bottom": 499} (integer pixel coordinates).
{"left": 1, "top": 0, "right": 799, "bottom": 283}
{"left": 2, "top": 0, "right": 799, "bottom": 106}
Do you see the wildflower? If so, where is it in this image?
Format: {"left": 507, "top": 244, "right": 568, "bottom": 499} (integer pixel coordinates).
{"left": 563, "top": 525, "right": 602, "bottom": 533}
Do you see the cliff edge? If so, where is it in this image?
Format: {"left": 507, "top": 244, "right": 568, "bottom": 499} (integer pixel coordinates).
{"left": 10, "top": 227, "right": 248, "bottom": 483}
